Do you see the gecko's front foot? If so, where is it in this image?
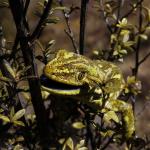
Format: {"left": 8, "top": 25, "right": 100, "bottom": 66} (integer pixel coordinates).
{"left": 104, "top": 99, "right": 135, "bottom": 139}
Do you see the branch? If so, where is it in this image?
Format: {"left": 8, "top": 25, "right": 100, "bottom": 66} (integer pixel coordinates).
{"left": 138, "top": 51, "right": 150, "bottom": 66}
{"left": 121, "top": 0, "right": 144, "bottom": 19}
{"left": 8, "top": 0, "right": 50, "bottom": 148}
{"left": 10, "top": 0, "right": 30, "bottom": 60}
{"left": 132, "top": 1, "right": 143, "bottom": 76}
{"left": 30, "top": 0, "right": 53, "bottom": 41}
{"left": 79, "top": 0, "right": 89, "bottom": 55}
{"left": 100, "top": 0, "right": 113, "bottom": 34}
{"left": 59, "top": 1, "right": 79, "bottom": 53}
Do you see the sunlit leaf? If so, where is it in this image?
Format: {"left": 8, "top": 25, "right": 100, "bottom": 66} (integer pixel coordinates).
{"left": 100, "top": 130, "right": 115, "bottom": 137}
{"left": 123, "top": 41, "right": 135, "bottom": 47}
{"left": 0, "top": 1, "right": 9, "bottom": 8}
{"left": 16, "top": 136, "right": 24, "bottom": 142}
{"left": 0, "top": 76, "right": 13, "bottom": 83}
{"left": 75, "top": 139, "right": 88, "bottom": 150}
{"left": 3, "top": 60, "right": 16, "bottom": 79}
{"left": 46, "top": 17, "right": 60, "bottom": 24}
{"left": 13, "top": 120, "right": 25, "bottom": 127}
{"left": 59, "top": 138, "right": 65, "bottom": 144}
{"left": 66, "top": 137, "right": 74, "bottom": 150}
{"left": 78, "top": 147, "right": 88, "bottom": 150}
{"left": 127, "top": 76, "right": 136, "bottom": 84}
{"left": 0, "top": 114, "right": 10, "bottom": 123}
{"left": 11, "top": 109, "right": 25, "bottom": 122}
{"left": 13, "top": 144, "right": 23, "bottom": 150}
{"left": 53, "top": 6, "right": 70, "bottom": 11}
{"left": 72, "top": 122, "right": 85, "bottom": 129}
{"left": 139, "top": 34, "right": 148, "bottom": 40}
{"left": 103, "top": 110, "right": 119, "bottom": 123}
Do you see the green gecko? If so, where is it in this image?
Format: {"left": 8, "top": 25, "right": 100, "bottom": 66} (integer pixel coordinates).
{"left": 41, "top": 49, "right": 135, "bottom": 139}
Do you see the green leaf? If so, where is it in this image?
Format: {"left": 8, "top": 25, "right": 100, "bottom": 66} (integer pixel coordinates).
{"left": 0, "top": 1, "right": 9, "bottom": 8}
{"left": 103, "top": 110, "right": 119, "bottom": 123}
{"left": 59, "top": 138, "right": 65, "bottom": 144}
{"left": 72, "top": 122, "right": 85, "bottom": 129}
{"left": 66, "top": 137, "right": 74, "bottom": 150}
{"left": 46, "top": 17, "right": 60, "bottom": 24}
{"left": 139, "top": 34, "right": 148, "bottom": 40}
{"left": 127, "top": 76, "right": 136, "bottom": 84}
{"left": 13, "top": 120, "right": 25, "bottom": 126}
{"left": 120, "top": 49, "right": 127, "bottom": 54}
{"left": 45, "top": 40, "right": 56, "bottom": 50}
{"left": 75, "top": 140, "right": 88, "bottom": 150}
{"left": 14, "top": 144, "right": 23, "bottom": 150}
{"left": 0, "top": 76, "right": 13, "bottom": 83}
{"left": 0, "top": 114, "right": 10, "bottom": 123}
{"left": 117, "top": 18, "right": 128, "bottom": 28}
{"left": 78, "top": 147, "right": 88, "bottom": 150}
{"left": 11, "top": 109, "right": 25, "bottom": 122}
{"left": 0, "top": 109, "right": 4, "bottom": 113}
{"left": 3, "top": 60, "right": 16, "bottom": 79}
{"left": 53, "top": 6, "right": 70, "bottom": 11}
{"left": 113, "top": 50, "right": 119, "bottom": 56}
{"left": 123, "top": 41, "right": 135, "bottom": 47}
{"left": 100, "top": 130, "right": 115, "bottom": 137}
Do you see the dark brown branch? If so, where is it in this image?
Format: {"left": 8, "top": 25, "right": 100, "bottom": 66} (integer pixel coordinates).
{"left": 10, "top": 0, "right": 30, "bottom": 60}
{"left": 79, "top": 0, "right": 89, "bottom": 55}
{"left": 138, "top": 51, "right": 150, "bottom": 66}
{"left": 133, "top": 1, "right": 143, "bottom": 76}
{"left": 114, "top": 0, "right": 122, "bottom": 32}
{"left": 8, "top": 0, "right": 50, "bottom": 148}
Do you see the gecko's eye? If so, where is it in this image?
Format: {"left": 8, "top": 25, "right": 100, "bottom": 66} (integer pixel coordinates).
{"left": 77, "top": 71, "right": 86, "bottom": 81}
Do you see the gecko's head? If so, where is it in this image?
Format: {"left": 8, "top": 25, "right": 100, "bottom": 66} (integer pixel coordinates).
{"left": 43, "top": 50, "right": 99, "bottom": 88}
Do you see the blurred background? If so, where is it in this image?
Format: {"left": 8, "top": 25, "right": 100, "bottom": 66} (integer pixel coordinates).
{"left": 0, "top": 0, "right": 150, "bottom": 138}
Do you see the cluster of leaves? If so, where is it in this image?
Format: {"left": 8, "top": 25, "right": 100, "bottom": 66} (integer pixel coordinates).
{"left": 0, "top": 0, "right": 150, "bottom": 149}
{"left": 94, "top": 0, "right": 150, "bottom": 62}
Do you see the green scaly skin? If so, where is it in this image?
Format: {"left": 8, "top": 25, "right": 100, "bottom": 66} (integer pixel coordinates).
{"left": 42, "top": 49, "right": 135, "bottom": 139}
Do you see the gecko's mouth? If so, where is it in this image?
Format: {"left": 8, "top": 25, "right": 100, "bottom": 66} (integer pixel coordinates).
{"left": 40, "top": 75, "right": 82, "bottom": 95}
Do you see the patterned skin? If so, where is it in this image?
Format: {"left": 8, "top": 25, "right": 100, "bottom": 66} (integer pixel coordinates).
{"left": 42, "top": 49, "right": 135, "bottom": 139}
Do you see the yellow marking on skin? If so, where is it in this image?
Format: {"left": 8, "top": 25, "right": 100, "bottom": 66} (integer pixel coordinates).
{"left": 112, "top": 74, "right": 121, "bottom": 79}
{"left": 43, "top": 49, "right": 135, "bottom": 139}
{"left": 94, "top": 88, "right": 102, "bottom": 94}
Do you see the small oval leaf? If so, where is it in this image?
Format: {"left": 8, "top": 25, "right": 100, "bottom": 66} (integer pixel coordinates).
{"left": 11, "top": 109, "right": 25, "bottom": 122}
{"left": 13, "top": 120, "right": 25, "bottom": 127}
{"left": 72, "top": 122, "right": 85, "bottom": 129}
{"left": 0, "top": 114, "right": 10, "bottom": 123}
{"left": 103, "top": 111, "right": 119, "bottom": 123}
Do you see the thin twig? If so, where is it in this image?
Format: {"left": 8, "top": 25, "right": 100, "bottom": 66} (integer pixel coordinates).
{"left": 138, "top": 51, "right": 150, "bottom": 66}
{"left": 59, "top": 1, "right": 79, "bottom": 53}
{"left": 131, "top": 1, "right": 143, "bottom": 125}
{"left": 64, "top": 29, "right": 79, "bottom": 53}
{"left": 121, "top": 0, "right": 144, "bottom": 19}
{"left": 79, "top": 0, "right": 89, "bottom": 55}
{"left": 100, "top": 0, "right": 113, "bottom": 34}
